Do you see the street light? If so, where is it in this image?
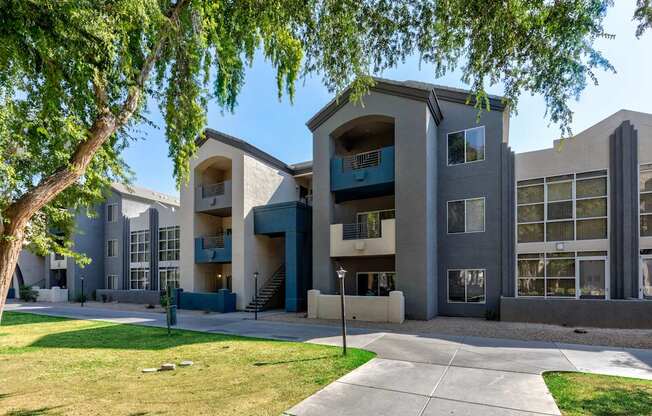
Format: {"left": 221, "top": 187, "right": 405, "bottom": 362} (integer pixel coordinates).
{"left": 80, "top": 276, "right": 85, "bottom": 307}
{"left": 253, "top": 271, "right": 259, "bottom": 320}
{"left": 336, "top": 265, "right": 347, "bottom": 356}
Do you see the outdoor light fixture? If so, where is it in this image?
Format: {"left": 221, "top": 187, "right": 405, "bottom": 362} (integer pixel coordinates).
{"left": 218, "top": 273, "right": 223, "bottom": 288}
{"left": 336, "top": 266, "right": 347, "bottom": 356}
{"left": 253, "top": 271, "right": 259, "bottom": 320}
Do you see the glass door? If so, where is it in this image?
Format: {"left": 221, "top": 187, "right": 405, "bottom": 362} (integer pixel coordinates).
{"left": 578, "top": 258, "right": 608, "bottom": 299}
{"left": 640, "top": 256, "right": 652, "bottom": 300}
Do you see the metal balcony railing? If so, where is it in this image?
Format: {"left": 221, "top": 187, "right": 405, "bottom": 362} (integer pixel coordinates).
{"left": 203, "top": 233, "right": 228, "bottom": 249}
{"left": 202, "top": 182, "right": 226, "bottom": 198}
{"left": 341, "top": 149, "right": 381, "bottom": 171}
{"left": 342, "top": 222, "right": 382, "bottom": 240}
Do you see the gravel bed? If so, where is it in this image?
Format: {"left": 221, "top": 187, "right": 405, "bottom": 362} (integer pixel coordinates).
{"left": 262, "top": 313, "right": 652, "bottom": 349}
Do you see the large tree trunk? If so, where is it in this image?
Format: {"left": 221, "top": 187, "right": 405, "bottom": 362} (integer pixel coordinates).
{"left": 0, "top": 220, "right": 28, "bottom": 323}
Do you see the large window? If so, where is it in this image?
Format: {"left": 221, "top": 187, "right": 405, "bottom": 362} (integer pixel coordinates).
{"left": 106, "top": 204, "right": 117, "bottom": 223}
{"left": 517, "top": 170, "right": 608, "bottom": 243}
{"left": 447, "top": 198, "right": 485, "bottom": 234}
{"left": 130, "top": 230, "right": 150, "bottom": 263}
{"left": 356, "top": 272, "right": 396, "bottom": 296}
{"left": 159, "top": 226, "right": 180, "bottom": 261}
{"left": 106, "top": 274, "right": 119, "bottom": 290}
{"left": 355, "top": 209, "right": 395, "bottom": 239}
{"left": 640, "top": 164, "right": 652, "bottom": 237}
{"left": 447, "top": 126, "right": 485, "bottom": 165}
{"left": 517, "top": 251, "right": 608, "bottom": 299}
{"left": 160, "top": 267, "right": 180, "bottom": 291}
{"left": 106, "top": 239, "right": 117, "bottom": 258}
{"left": 447, "top": 269, "right": 485, "bottom": 303}
{"left": 130, "top": 268, "right": 149, "bottom": 290}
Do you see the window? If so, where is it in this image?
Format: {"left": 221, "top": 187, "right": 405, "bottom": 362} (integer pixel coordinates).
{"left": 159, "top": 226, "right": 180, "bottom": 261}
{"left": 447, "top": 126, "right": 485, "bottom": 165}
{"left": 447, "top": 269, "right": 485, "bottom": 303}
{"left": 517, "top": 170, "right": 608, "bottom": 243}
{"left": 517, "top": 251, "right": 608, "bottom": 299}
{"left": 447, "top": 198, "right": 485, "bottom": 234}
{"left": 53, "top": 253, "right": 65, "bottom": 261}
{"left": 355, "top": 209, "right": 395, "bottom": 239}
{"left": 160, "top": 267, "right": 180, "bottom": 291}
{"left": 107, "top": 204, "right": 117, "bottom": 223}
{"left": 641, "top": 164, "right": 652, "bottom": 237}
{"left": 107, "top": 239, "right": 118, "bottom": 258}
{"left": 106, "top": 274, "right": 119, "bottom": 290}
{"left": 130, "top": 230, "right": 150, "bottom": 263}
{"left": 130, "top": 268, "right": 149, "bottom": 290}
{"left": 356, "top": 272, "right": 396, "bottom": 296}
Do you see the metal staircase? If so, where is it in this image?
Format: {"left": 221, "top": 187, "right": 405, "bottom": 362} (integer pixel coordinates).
{"left": 244, "top": 266, "right": 285, "bottom": 312}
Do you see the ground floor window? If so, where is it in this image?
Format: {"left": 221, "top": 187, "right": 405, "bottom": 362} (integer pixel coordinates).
{"left": 356, "top": 272, "right": 396, "bottom": 296}
{"left": 447, "top": 269, "right": 485, "bottom": 303}
{"left": 106, "top": 274, "right": 119, "bottom": 290}
{"left": 130, "top": 268, "right": 149, "bottom": 290}
{"left": 640, "top": 251, "right": 652, "bottom": 299}
{"left": 160, "top": 268, "right": 180, "bottom": 291}
{"left": 517, "top": 251, "right": 608, "bottom": 299}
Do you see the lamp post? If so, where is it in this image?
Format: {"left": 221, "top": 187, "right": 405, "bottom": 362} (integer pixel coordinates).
{"left": 218, "top": 273, "right": 223, "bottom": 289}
{"left": 253, "top": 271, "right": 259, "bottom": 320}
{"left": 336, "top": 266, "right": 347, "bottom": 356}
{"left": 80, "top": 276, "right": 85, "bottom": 307}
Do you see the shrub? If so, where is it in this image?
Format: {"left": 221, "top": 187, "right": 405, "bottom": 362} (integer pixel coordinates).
{"left": 101, "top": 294, "right": 108, "bottom": 303}
{"left": 19, "top": 285, "right": 38, "bottom": 302}
{"left": 74, "top": 293, "right": 87, "bottom": 303}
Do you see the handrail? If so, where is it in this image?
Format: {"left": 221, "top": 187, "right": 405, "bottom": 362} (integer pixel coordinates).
{"left": 342, "top": 222, "right": 382, "bottom": 240}
{"left": 341, "top": 148, "right": 381, "bottom": 171}
{"left": 202, "top": 230, "right": 231, "bottom": 249}
{"left": 202, "top": 181, "right": 226, "bottom": 198}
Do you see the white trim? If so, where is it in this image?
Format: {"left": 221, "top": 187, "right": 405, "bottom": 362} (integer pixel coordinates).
{"left": 106, "top": 274, "right": 119, "bottom": 290}
{"left": 106, "top": 203, "right": 118, "bottom": 223}
{"left": 639, "top": 254, "right": 652, "bottom": 300}
{"left": 447, "top": 197, "right": 486, "bottom": 234}
{"left": 446, "top": 268, "right": 487, "bottom": 304}
{"left": 106, "top": 239, "right": 118, "bottom": 258}
{"left": 446, "top": 126, "right": 486, "bottom": 166}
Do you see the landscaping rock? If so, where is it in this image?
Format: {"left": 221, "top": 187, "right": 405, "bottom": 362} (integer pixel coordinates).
{"left": 159, "top": 363, "right": 176, "bottom": 371}
{"left": 179, "top": 360, "right": 194, "bottom": 367}
{"left": 142, "top": 368, "right": 158, "bottom": 373}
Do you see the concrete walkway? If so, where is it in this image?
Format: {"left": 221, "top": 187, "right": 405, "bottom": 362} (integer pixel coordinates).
{"left": 6, "top": 302, "right": 652, "bottom": 415}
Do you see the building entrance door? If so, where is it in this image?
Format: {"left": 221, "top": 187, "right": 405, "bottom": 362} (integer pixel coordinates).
{"left": 578, "top": 258, "right": 608, "bottom": 299}
{"left": 640, "top": 255, "right": 652, "bottom": 300}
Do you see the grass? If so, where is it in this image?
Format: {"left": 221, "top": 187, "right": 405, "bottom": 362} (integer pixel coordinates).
{"left": 544, "top": 371, "right": 652, "bottom": 416}
{"left": 0, "top": 312, "right": 374, "bottom": 416}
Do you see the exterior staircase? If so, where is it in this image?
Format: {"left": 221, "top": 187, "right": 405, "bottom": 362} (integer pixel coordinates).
{"left": 244, "top": 266, "right": 285, "bottom": 312}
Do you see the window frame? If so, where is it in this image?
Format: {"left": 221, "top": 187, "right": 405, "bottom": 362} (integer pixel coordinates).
{"left": 446, "top": 268, "right": 487, "bottom": 304}
{"left": 106, "top": 239, "right": 118, "bottom": 258}
{"left": 130, "top": 230, "right": 150, "bottom": 263}
{"left": 129, "top": 267, "right": 150, "bottom": 290}
{"left": 159, "top": 225, "right": 180, "bottom": 262}
{"left": 106, "top": 274, "right": 119, "bottom": 290}
{"left": 447, "top": 197, "right": 486, "bottom": 234}
{"left": 447, "top": 126, "right": 486, "bottom": 166}
{"left": 106, "top": 203, "right": 117, "bottom": 223}
{"left": 639, "top": 164, "right": 652, "bottom": 238}
{"left": 159, "top": 267, "right": 180, "bottom": 291}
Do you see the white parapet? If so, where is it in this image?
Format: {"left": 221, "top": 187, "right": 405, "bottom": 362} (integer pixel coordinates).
{"left": 35, "top": 286, "right": 69, "bottom": 303}
{"left": 330, "top": 218, "right": 396, "bottom": 257}
{"left": 307, "top": 289, "right": 404, "bottom": 323}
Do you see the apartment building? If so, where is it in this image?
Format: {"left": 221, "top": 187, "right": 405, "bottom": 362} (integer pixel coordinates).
{"left": 12, "top": 183, "right": 180, "bottom": 302}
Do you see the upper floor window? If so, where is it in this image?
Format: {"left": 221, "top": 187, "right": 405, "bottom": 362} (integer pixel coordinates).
{"left": 447, "top": 198, "right": 485, "bottom": 234}
{"left": 640, "top": 164, "right": 652, "bottom": 236}
{"left": 159, "top": 226, "right": 180, "bottom": 261}
{"left": 130, "top": 230, "right": 150, "bottom": 263}
{"left": 53, "top": 253, "right": 65, "bottom": 261}
{"left": 107, "top": 204, "right": 117, "bottom": 223}
{"left": 447, "top": 126, "right": 485, "bottom": 165}
{"left": 517, "top": 170, "right": 608, "bottom": 243}
{"left": 106, "top": 240, "right": 118, "bottom": 258}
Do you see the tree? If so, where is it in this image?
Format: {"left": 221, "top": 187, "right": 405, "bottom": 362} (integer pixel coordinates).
{"left": 0, "top": 0, "right": 617, "bottom": 321}
{"left": 635, "top": 0, "right": 652, "bottom": 36}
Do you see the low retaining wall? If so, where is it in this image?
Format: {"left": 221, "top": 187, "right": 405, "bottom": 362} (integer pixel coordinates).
{"left": 307, "top": 290, "right": 404, "bottom": 323}
{"left": 175, "top": 289, "right": 236, "bottom": 313}
{"left": 501, "top": 297, "right": 652, "bottom": 329}
{"left": 33, "top": 286, "right": 68, "bottom": 303}
{"left": 96, "top": 289, "right": 161, "bottom": 305}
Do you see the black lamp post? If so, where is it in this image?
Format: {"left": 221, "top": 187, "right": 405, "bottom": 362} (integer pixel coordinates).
{"left": 336, "top": 266, "right": 347, "bottom": 356}
{"left": 253, "top": 271, "right": 259, "bottom": 320}
{"left": 80, "top": 276, "right": 85, "bottom": 307}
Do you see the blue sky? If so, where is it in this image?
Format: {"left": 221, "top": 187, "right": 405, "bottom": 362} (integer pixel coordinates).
{"left": 124, "top": 2, "right": 651, "bottom": 197}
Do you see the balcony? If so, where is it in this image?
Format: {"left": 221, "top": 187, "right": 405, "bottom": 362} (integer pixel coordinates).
{"left": 330, "top": 218, "right": 395, "bottom": 257}
{"left": 195, "top": 180, "right": 232, "bottom": 216}
{"left": 195, "top": 232, "right": 232, "bottom": 264}
{"left": 330, "top": 146, "right": 395, "bottom": 201}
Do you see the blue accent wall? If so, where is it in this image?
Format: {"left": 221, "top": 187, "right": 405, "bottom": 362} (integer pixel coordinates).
{"left": 253, "top": 201, "right": 312, "bottom": 312}
{"left": 194, "top": 235, "right": 232, "bottom": 263}
{"left": 331, "top": 146, "right": 395, "bottom": 202}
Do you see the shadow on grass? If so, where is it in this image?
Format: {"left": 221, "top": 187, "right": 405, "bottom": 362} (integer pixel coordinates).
{"left": 253, "top": 354, "right": 339, "bottom": 366}
{"left": 1, "top": 312, "right": 70, "bottom": 327}
{"left": 5, "top": 406, "right": 63, "bottom": 416}
{"left": 578, "top": 387, "right": 652, "bottom": 416}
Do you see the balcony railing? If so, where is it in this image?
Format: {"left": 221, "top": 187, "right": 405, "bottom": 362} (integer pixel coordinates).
{"left": 342, "top": 149, "right": 381, "bottom": 171}
{"left": 195, "top": 231, "right": 232, "bottom": 263}
{"left": 342, "top": 223, "right": 381, "bottom": 240}
{"left": 202, "top": 182, "right": 226, "bottom": 198}
{"left": 202, "top": 234, "right": 225, "bottom": 249}
{"left": 330, "top": 218, "right": 396, "bottom": 257}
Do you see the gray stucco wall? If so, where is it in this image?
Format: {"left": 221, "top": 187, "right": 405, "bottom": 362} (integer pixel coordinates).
{"left": 105, "top": 192, "right": 125, "bottom": 289}
{"left": 69, "top": 207, "right": 105, "bottom": 300}
{"left": 436, "top": 101, "right": 509, "bottom": 318}
{"left": 610, "top": 121, "right": 640, "bottom": 299}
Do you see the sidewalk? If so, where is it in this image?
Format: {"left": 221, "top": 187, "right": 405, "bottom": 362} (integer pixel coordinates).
{"left": 6, "top": 302, "right": 652, "bottom": 415}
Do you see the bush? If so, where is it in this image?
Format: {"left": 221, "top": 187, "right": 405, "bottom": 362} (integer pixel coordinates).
{"left": 74, "top": 293, "right": 87, "bottom": 303}
{"left": 19, "top": 285, "right": 38, "bottom": 302}
{"left": 484, "top": 309, "right": 500, "bottom": 321}
{"left": 101, "top": 294, "right": 108, "bottom": 303}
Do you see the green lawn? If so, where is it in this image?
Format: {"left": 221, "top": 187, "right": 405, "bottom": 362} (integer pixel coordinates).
{"left": 0, "top": 312, "right": 374, "bottom": 416}
{"left": 544, "top": 371, "right": 652, "bottom": 416}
